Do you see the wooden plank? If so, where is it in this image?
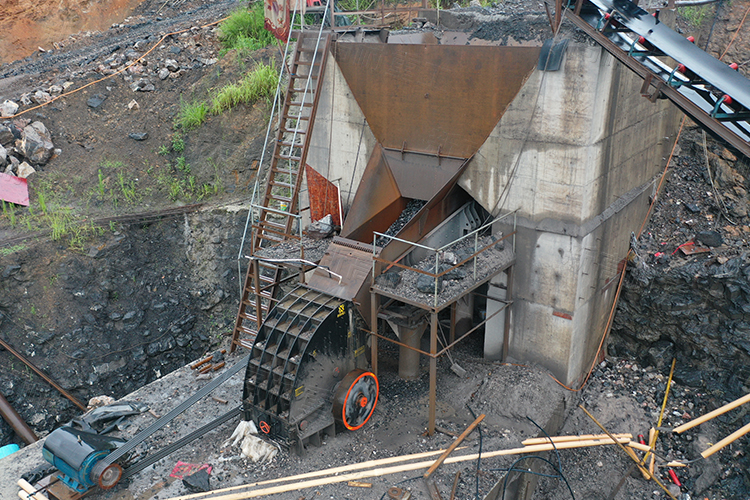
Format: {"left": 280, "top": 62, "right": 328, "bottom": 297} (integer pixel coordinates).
{"left": 522, "top": 433, "right": 632, "bottom": 445}
{"left": 673, "top": 392, "right": 750, "bottom": 434}
{"left": 424, "top": 414, "right": 485, "bottom": 479}
{"left": 165, "top": 438, "right": 631, "bottom": 500}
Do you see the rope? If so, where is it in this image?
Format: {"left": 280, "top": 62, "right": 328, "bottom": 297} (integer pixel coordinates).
{"left": 8, "top": 16, "right": 230, "bottom": 119}
{"left": 719, "top": 4, "right": 750, "bottom": 60}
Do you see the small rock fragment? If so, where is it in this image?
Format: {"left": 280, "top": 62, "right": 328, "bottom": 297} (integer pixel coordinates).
{"left": 128, "top": 132, "right": 149, "bottom": 141}
{"left": 87, "top": 94, "right": 107, "bottom": 109}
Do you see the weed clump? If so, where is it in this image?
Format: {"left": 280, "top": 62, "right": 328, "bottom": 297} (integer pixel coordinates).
{"left": 218, "top": 3, "right": 276, "bottom": 54}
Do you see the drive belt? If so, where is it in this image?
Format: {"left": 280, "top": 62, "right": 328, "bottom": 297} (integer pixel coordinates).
{"left": 122, "top": 405, "right": 242, "bottom": 479}
{"left": 92, "top": 354, "right": 250, "bottom": 480}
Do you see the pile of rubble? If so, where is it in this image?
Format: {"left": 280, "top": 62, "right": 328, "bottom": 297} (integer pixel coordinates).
{"left": 0, "top": 118, "right": 57, "bottom": 179}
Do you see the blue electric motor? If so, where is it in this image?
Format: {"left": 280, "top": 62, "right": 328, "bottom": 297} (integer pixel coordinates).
{"left": 42, "top": 427, "right": 126, "bottom": 492}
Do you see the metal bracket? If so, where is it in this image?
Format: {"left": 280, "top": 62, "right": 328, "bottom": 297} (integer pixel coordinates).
{"left": 640, "top": 74, "right": 664, "bottom": 103}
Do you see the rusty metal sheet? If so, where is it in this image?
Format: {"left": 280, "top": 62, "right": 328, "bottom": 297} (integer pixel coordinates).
{"left": 307, "top": 240, "right": 373, "bottom": 300}
{"left": 306, "top": 164, "right": 341, "bottom": 226}
{"left": 335, "top": 44, "right": 541, "bottom": 158}
{"left": 0, "top": 172, "right": 29, "bottom": 206}
{"left": 341, "top": 144, "right": 405, "bottom": 242}
{"left": 383, "top": 150, "right": 465, "bottom": 201}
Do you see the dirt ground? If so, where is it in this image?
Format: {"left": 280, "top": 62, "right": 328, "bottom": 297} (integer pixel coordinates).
{"left": 2, "top": 0, "right": 750, "bottom": 499}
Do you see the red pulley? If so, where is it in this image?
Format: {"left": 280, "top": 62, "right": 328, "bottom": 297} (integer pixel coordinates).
{"left": 333, "top": 369, "right": 379, "bottom": 431}
{"left": 729, "top": 62, "right": 739, "bottom": 71}
{"left": 687, "top": 36, "right": 695, "bottom": 43}
{"left": 677, "top": 64, "right": 687, "bottom": 74}
{"left": 723, "top": 95, "right": 733, "bottom": 105}
{"left": 638, "top": 36, "right": 646, "bottom": 44}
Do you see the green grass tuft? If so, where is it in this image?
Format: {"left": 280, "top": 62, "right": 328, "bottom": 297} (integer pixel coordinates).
{"left": 175, "top": 100, "right": 209, "bottom": 131}
{"left": 210, "top": 62, "right": 278, "bottom": 114}
{"left": 678, "top": 5, "right": 711, "bottom": 28}
{"left": 218, "top": 3, "right": 276, "bottom": 54}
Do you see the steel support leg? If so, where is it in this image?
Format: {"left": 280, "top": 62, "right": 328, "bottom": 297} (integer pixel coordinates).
{"left": 429, "top": 311, "right": 438, "bottom": 436}
{"left": 371, "top": 293, "right": 378, "bottom": 377}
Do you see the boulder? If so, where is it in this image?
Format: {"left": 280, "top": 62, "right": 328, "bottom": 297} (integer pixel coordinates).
{"left": 17, "top": 162, "right": 36, "bottom": 178}
{"left": 165, "top": 59, "right": 180, "bottom": 72}
{"left": 696, "top": 230, "right": 723, "bottom": 248}
{"left": 0, "top": 125, "right": 14, "bottom": 145}
{"left": 130, "top": 78, "right": 155, "bottom": 92}
{"left": 31, "top": 90, "right": 52, "bottom": 104}
{"left": 0, "top": 100, "right": 18, "bottom": 118}
{"left": 158, "top": 68, "right": 170, "bottom": 80}
{"left": 19, "top": 121, "right": 54, "bottom": 165}
{"left": 417, "top": 273, "right": 442, "bottom": 294}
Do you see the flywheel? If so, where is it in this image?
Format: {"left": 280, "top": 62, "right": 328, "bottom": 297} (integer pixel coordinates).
{"left": 333, "top": 369, "right": 379, "bottom": 431}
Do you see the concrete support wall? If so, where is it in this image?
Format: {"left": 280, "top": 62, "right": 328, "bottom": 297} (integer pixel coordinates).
{"left": 306, "top": 56, "right": 377, "bottom": 212}
{"left": 460, "top": 43, "right": 680, "bottom": 385}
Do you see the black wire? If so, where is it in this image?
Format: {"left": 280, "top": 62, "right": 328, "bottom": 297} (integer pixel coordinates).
{"left": 704, "top": 0, "right": 723, "bottom": 51}
{"left": 488, "top": 467, "right": 564, "bottom": 479}
{"left": 496, "top": 417, "right": 575, "bottom": 500}
{"left": 467, "top": 404, "right": 483, "bottom": 500}
{"left": 499, "top": 455, "right": 576, "bottom": 500}
{"left": 527, "top": 416, "right": 562, "bottom": 475}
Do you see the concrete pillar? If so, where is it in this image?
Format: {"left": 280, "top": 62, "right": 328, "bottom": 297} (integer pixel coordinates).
{"left": 385, "top": 318, "right": 427, "bottom": 380}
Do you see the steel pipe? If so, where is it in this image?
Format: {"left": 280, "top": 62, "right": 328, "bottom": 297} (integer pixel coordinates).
{"left": 0, "top": 391, "right": 37, "bottom": 445}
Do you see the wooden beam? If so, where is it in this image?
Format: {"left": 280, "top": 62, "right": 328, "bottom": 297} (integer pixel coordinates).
{"left": 424, "top": 414, "right": 485, "bottom": 479}
{"left": 163, "top": 448, "right": 461, "bottom": 500}
{"left": 165, "top": 438, "right": 632, "bottom": 500}
{"left": 673, "top": 393, "right": 750, "bottom": 434}
{"left": 522, "top": 433, "right": 632, "bottom": 446}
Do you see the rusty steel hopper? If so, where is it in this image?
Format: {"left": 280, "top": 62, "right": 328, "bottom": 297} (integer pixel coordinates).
{"left": 305, "top": 42, "right": 539, "bottom": 323}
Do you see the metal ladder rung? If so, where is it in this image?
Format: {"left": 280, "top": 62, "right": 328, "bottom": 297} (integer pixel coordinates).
{"left": 280, "top": 127, "right": 307, "bottom": 135}
{"left": 275, "top": 153, "right": 302, "bottom": 161}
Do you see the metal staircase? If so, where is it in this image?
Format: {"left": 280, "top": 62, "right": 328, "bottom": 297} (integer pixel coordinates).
{"left": 232, "top": 24, "right": 333, "bottom": 352}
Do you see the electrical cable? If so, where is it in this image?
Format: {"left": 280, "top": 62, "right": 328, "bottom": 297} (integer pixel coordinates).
{"left": 345, "top": 117, "right": 368, "bottom": 212}
{"left": 719, "top": 3, "right": 750, "bottom": 60}
{"left": 703, "top": 0, "right": 723, "bottom": 51}
{"left": 499, "top": 455, "right": 576, "bottom": 500}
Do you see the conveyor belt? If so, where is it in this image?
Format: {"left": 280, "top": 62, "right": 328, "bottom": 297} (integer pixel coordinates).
{"left": 564, "top": 0, "right": 750, "bottom": 158}
{"left": 91, "top": 354, "right": 250, "bottom": 482}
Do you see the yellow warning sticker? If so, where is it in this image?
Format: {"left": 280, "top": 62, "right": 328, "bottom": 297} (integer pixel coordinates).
{"left": 355, "top": 345, "right": 365, "bottom": 357}
{"left": 337, "top": 304, "right": 346, "bottom": 317}
{"left": 295, "top": 386, "right": 304, "bottom": 397}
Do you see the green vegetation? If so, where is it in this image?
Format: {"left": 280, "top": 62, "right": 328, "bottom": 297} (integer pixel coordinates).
{"left": 210, "top": 62, "right": 277, "bottom": 114}
{"left": 172, "top": 132, "right": 186, "bottom": 153}
{"left": 175, "top": 100, "right": 209, "bottom": 131}
{"left": 0, "top": 244, "right": 27, "bottom": 257}
{"left": 678, "top": 4, "right": 711, "bottom": 28}
{"left": 173, "top": 62, "right": 278, "bottom": 132}
{"left": 218, "top": 2, "right": 276, "bottom": 55}
{"left": 95, "top": 160, "right": 143, "bottom": 208}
